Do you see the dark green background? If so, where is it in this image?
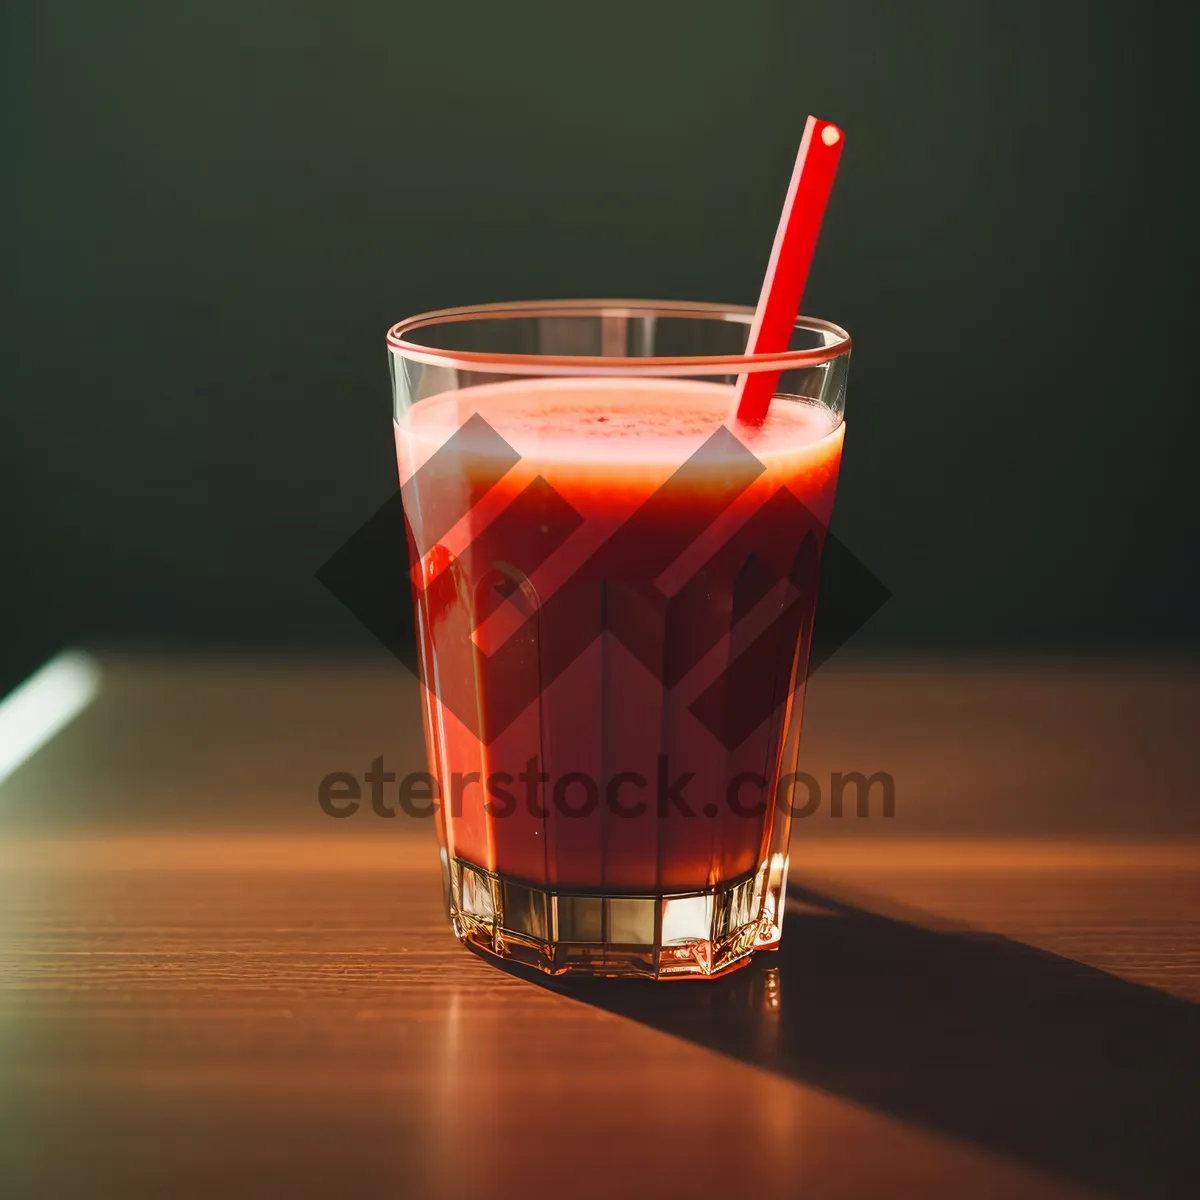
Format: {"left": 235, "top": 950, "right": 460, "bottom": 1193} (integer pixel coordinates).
{"left": 5, "top": 0, "right": 1198, "bottom": 663}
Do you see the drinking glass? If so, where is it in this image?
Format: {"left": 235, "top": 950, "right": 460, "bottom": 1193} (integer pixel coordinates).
{"left": 389, "top": 299, "right": 850, "bottom": 978}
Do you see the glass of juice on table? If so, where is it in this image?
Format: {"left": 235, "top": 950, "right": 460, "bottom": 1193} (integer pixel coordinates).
{"left": 389, "top": 298, "right": 851, "bottom": 978}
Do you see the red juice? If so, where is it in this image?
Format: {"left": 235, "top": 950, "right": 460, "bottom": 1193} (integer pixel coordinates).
{"left": 396, "top": 377, "right": 842, "bottom": 906}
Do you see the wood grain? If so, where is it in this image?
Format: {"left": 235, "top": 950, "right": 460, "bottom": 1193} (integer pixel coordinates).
{"left": 1, "top": 659, "right": 1197, "bottom": 1198}
{"left": 1, "top": 835, "right": 1196, "bottom": 1199}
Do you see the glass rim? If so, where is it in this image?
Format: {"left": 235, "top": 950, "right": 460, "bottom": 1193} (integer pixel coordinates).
{"left": 386, "top": 298, "right": 851, "bottom": 377}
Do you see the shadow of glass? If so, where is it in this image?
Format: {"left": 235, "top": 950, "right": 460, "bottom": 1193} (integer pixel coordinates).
{"left": 499, "top": 885, "right": 1199, "bottom": 1199}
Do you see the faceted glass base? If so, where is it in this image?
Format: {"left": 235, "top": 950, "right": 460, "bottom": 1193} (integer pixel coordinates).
{"left": 441, "top": 851, "right": 789, "bottom": 980}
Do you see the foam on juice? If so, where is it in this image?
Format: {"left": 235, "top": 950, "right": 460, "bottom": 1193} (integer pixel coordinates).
{"left": 396, "top": 377, "right": 841, "bottom": 474}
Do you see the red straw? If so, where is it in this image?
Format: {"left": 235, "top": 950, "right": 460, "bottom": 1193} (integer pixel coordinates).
{"left": 735, "top": 116, "right": 844, "bottom": 426}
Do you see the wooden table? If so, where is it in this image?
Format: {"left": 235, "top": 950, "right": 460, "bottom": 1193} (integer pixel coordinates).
{"left": 1, "top": 658, "right": 1197, "bottom": 1198}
